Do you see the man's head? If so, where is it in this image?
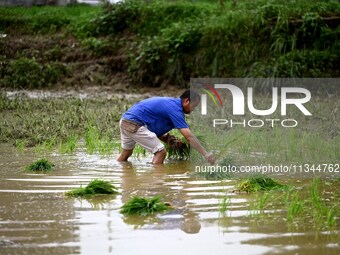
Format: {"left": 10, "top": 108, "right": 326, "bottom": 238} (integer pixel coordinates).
{"left": 180, "top": 89, "right": 200, "bottom": 114}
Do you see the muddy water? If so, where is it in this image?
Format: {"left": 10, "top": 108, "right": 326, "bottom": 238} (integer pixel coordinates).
{"left": 0, "top": 144, "right": 339, "bottom": 255}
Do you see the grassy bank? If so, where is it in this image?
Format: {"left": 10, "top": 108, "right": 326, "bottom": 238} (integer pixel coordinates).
{"left": 0, "top": 0, "right": 339, "bottom": 89}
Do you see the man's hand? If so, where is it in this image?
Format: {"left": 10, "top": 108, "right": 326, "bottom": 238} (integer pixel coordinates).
{"left": 179, "top": 128, "right": 216, "bottom": 164}
{"left": 204, "top": 152, "right": 216, "bottom": 164}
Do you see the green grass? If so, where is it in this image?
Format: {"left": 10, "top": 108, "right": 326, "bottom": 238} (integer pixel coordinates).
{"left": 65, "top": 179, "right": 119, "bottom": 197}
{"left": 190, "top": 91, "right": 340, "bottom": 166}
{"left": 284, "top": 179, "right": 338, "bottom": 229}
{"left": 0, "top": 95, "right": 132, "bottom": 149}
{"left": 120, "top": 196, "right": 171, "bottom": 216}
{"left": 59, "top": 134, "right": 78, "bottom": 154}
{"left": 1, "top": 0, "right": 338, "bottom": 90}
{"left": 245, "top": 178, "right": 339, "bottom": 230}
{"left": 286, "top": 191, "right": 305, "bottom": 221}
{"left": 242, "top": 178, "right": 339, "bottom": 230}
{"left": 26, "top": 158, "right": 54, "bottom": 172}
{"left": 0, "top": 5, "right": 100, "bottom": 35}
{"left": 248, "top": 192, "right": 272, "bottom": 216}
{"left": 219, "top": 196, "right": 231, "bottom": 213}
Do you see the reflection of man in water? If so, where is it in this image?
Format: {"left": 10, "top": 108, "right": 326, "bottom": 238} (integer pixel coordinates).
{"left": 119, "top": 162, "right": 201, "bottom": 234}
{"left": 117, "top": 90, "right": 215, "bottom": 164}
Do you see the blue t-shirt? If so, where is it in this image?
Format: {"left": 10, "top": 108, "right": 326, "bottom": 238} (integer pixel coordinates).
{"left": 122, "top": 97, "right": 189, "bottom": 136}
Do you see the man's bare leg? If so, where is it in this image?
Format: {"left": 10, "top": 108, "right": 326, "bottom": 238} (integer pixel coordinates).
{"left": 152, "top": 149, "right": 166, "bottom": 164}
{"left": 117, "top": 149, "right": 133, "bottom": 162}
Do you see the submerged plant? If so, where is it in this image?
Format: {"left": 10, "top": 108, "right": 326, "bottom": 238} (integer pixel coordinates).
{"left": 120, "top": 196, "right": 171, "bottom": 216}
{"left": 219, "top": 196, "right": 231, "bottom": 213}
{"left": 236, "top": 176, "right": 286, "bottom": 193}
{"left": 65, "top": 179, "right": 119, "bottom": 197}
{"left": 26, "top": 158, "right": 54, "bottom": 172}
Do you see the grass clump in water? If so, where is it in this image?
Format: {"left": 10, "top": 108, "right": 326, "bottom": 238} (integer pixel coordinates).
{"left": 236, "top": 175, "right": 286, "bottom": 193}
{"left": 120, "top": 196, "right": 171, "bottom": 216}
{"left": 65, "top": 179, "right": 119, "bottom": 197}
{"left": 26, "top": 158, "right": 54, "bottom": 172}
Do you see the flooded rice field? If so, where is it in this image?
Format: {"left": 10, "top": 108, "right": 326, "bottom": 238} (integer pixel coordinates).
{"left": 0, "top": 144, "right": 339, "bottom": 255}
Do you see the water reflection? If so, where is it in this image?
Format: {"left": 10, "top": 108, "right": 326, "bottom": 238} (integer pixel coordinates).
{"left": 0, "top": 145, "right": 338, "bottom": 255}
{"left": 118, "top": 161, "right": 201, "bottom": 234}
{"left": 0, "top": 144, "right": 80, "bottom": 254}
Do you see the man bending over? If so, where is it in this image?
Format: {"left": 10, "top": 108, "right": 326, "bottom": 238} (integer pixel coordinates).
{"left": 117, "top": 89, "right": 215, "bottom": 164}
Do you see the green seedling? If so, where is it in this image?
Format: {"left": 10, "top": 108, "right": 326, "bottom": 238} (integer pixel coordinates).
{"left": 236, "top": 176, "right": 286, "bottom": 193}
{"left": 248, "top": 192, "right": 272, "bottom": 217}
{"left": 219, "top": 196, "right": 231, "bottom": 213}
{"left": 60, "top": 134, "right": 78, "bottom": 154}
{"left": 325, "top": 206, "right": 336, "bottom": 228}
{"left": 120, "top": 196, "right": 171, "bottom": 216}
{"left": 310, "top": 178, "right": 321, "bottom": 207}
{"left": 65, "top": 179, "right": 119, "bottom": 197}
{"left": 287, "top": 191, "right": 305, "bottom": 222}
{"left": 26, "top": 158, "right": 54, "bottom": 172}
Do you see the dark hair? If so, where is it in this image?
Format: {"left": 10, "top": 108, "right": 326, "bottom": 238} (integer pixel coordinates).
{"left": 180, "top": 89, "right": 200, "bottom": 102}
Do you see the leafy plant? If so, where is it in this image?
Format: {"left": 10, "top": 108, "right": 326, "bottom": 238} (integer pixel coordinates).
{"left": 219, "top": 196, "right": 230, "bottom": 213}
{"left": 26, "top": 158, "right": 54, "bottom": 172}
{"left": 65, "top": 179, "right": 119, "bottom": 197}
{"left": 120, "top": 196, "right": 171, "bottom": 216}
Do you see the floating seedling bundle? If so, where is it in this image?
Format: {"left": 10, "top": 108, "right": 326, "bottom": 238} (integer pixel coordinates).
{"left": 236, "top": 176, "right": 286, "bottom": 193}
{"left": 65, "top": 179, "right": 119, "bottom": 197}
{"left": 26, "top": 158, "right": 54, "bottom": 172}
{"left": 120, "top": 196, "right": 171, "bottom": 216}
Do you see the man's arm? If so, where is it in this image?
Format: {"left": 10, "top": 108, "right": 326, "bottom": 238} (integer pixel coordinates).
{"left": 179, "top": 128, "right": 215, "bottom": 164}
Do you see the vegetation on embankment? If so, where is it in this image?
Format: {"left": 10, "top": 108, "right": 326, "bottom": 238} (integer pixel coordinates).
{"left": 0, "top": 0, "right": 339, "bottom": 89}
